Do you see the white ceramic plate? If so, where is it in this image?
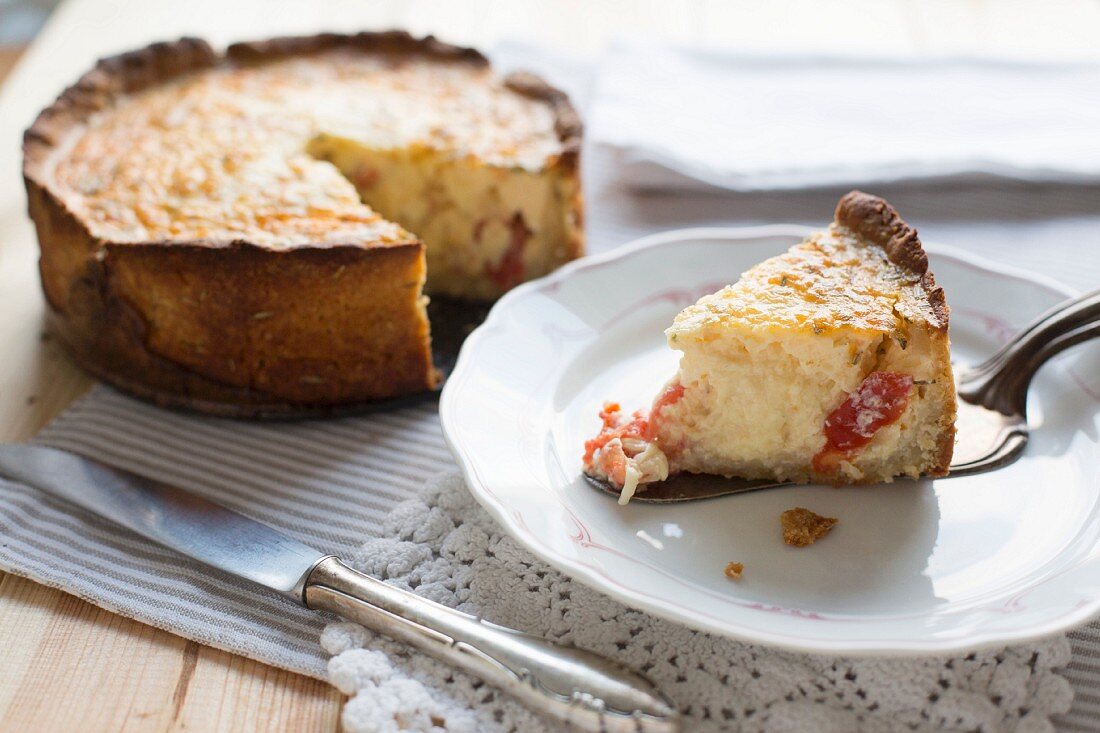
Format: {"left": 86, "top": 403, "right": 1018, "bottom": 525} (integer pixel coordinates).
{"left": 440, "top": 227, "right": 1100, "bottom": 655}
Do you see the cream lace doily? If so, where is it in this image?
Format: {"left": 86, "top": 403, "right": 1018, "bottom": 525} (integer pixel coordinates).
{"left": 323, "top": 473, "right": 1073, "bottom": 732}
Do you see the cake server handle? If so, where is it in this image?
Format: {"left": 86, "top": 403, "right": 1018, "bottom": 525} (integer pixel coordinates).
{"left": 958, "top": 288, "right": 1100, "bottom": 416}
{"left": 304, "top": 557, "right": 679, "bottom": 733}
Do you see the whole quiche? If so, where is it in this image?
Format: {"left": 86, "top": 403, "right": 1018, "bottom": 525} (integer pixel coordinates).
{"left": 23, "top": 32, "right": 584, "bottom": 416}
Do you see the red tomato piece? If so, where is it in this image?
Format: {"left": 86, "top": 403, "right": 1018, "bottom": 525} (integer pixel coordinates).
{"left": 485, "top": 213, "right": 530, "bottom": 290}
{"left": 352, "top": 166, "right": 380, "bottom": 188}
{"left": 812, "top": 371, "right": 914, "bottom": 473}
{"left": 583, "top": 403, "right": 650, "bottom": 465}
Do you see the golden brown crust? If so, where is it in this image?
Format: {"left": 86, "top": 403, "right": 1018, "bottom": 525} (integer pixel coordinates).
{"left": 226, "top": 30, "right": 489, "bottom": 66}
{"left": 27, "top": 154, "right": 437, "bottom": 416}
{"left": 931, "top": 425, "right": 956, "bottom": 476}
{"left": 834, "top": 191, "right": 926, "bottom": 275}
{"left": 928, "top": 336, "right": 958, "bottom": 478}
{"left": 503, "top": 70, "right": 583, "bottom": 167}
{"left": 224, "top": 32, "right": 583, "bottom": 170}
{"left": 780, "top": 508, "right": 838, "bottom": 547}
{"left": 834, "top": 190, "right": 949, "bottom": 331}
{"left": 31, "top": 157, "right": 437, "bottom": 415}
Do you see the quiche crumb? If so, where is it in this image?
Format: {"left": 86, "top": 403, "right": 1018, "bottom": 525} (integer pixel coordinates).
{"left": 780, "top": 508, "right": 838, "bottom": 547}
{"left": 724, "top": 561, "right": 744, "bottom": 580}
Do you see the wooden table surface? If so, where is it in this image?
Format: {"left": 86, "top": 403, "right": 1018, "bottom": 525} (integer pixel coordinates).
{"left": 1, "top": 1, "right": 1098, "bottom": 729}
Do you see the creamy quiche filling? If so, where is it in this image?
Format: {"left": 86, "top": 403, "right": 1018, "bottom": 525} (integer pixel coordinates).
{"left": 583, "top": 199, "right": 956, "bottom": 503}
{"left": 306, "top": 135, "right": 576, "bottom": 299}
{"left": 46, "top": 49, "right": 578, "bottom": 298}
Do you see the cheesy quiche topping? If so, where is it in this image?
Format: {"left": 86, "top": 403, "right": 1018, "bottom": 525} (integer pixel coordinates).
{"left": 47, "top": 49, "right": 577, "bottom": 298}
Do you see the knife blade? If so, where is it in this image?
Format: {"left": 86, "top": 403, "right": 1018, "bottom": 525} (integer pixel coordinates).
{"left": 0, "top": 443, "right": 678, "bottom": 733}
{"left": 0, "top": 443, "right": 324, "bottom": 598}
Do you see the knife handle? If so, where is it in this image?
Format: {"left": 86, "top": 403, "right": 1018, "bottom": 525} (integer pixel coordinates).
{"left": 303, "top": 557, "right": 679, "bottom": 732}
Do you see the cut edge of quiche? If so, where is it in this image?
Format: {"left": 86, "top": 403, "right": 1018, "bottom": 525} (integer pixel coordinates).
{"left": 305, "top": 68, "right": 584, "bottom": 301}
{"left": 584, "top": 191, "right": 957, "bottom": 503}
{"left": 22, "top": 33, "right": 583, "bottom": 416}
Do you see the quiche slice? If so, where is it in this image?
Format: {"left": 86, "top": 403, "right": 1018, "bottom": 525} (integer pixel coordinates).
{"left": 584, "top": 192, "right": 957, "bottom": 502}
{"left": 23, "top": 33, "right": 582, "bottom": 415}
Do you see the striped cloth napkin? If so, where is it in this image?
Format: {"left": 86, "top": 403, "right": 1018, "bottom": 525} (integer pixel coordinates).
{"left": 0, "top": 388, "right": 451, "bottom": 676}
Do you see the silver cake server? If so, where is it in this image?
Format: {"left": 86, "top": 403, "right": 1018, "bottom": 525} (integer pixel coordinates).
{"left": 587, "top": 287, "right": 1100, "bottom": 503}
{"left": 0, "top": 445, "right": 678, "bottom": 732}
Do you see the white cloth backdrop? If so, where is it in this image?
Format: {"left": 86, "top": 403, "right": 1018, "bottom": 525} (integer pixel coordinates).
{"left": 587, "top": 43, "right": 1100, "bottom": 192}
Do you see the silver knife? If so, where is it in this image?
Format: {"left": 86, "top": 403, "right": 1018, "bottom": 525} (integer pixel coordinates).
{"left": 0, "top": 444, "right": 678, "bottom": 732}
